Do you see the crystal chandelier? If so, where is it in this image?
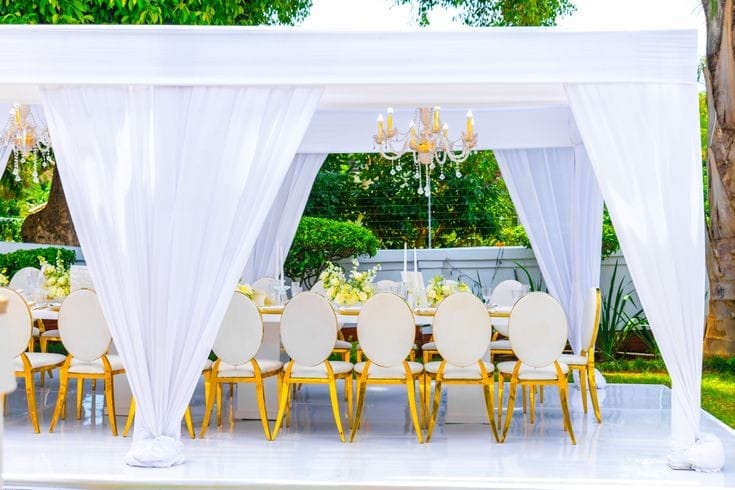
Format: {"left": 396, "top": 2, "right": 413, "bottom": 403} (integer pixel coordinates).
{"left": 373, "top": 107, "right": 477, "bottom": 195}
{"left": 0, "top": 104, "right": 54, "bottom": 183}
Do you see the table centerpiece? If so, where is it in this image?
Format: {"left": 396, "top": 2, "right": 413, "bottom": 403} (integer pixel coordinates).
{"left": 320, "top": 259, "right": 380, "bottom": 306}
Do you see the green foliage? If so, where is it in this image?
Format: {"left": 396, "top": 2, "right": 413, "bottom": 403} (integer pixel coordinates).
{"left": 703, "top": 355, "right": 735, "bottom": 374}
{"left": 394, "top": 0, "right": 575, "bottom": 27}
{"left": 304, "top": 151, "right": 512, "bottom": 248}
{"left": 0, "top": 247, "right": 76, "bottom": 278}
{"left": 512, "top": 261, "right": 544, "bottom": 291}
{"left": 601, "top": 209, "right": 619, "bottom": 258}
{"left": 598, "top": 261, "right": 649, "bottom": 361}
{"left": 0, "top": 154, "right": 54, "bottom": 242}
{"left": 285, "top": 217, "right": 379, "bottom": 288}
{"left": 0, "top": 0, "right": 311, "bottom": 25}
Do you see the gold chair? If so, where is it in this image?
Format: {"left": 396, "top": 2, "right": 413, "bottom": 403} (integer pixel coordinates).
{"left": 49, "top": 290, "right": 125, "bottom": 436}
{"left": 558, "top": 287, "right": 602, "bottom": 423}
{"left": 488, "top": 280, "right": 522, "bottom": 362}
{"left": 1, "top": 287, "right": 65, "bottom": 433}
{"left": 424, "top": 292, "right": 499, "bottom": 442}
{"left": 200, "top": 291, "right": 282, "bottom": 439}
{"left": 497, "top": 292, "right": 575, "bottom": 444}
{"left": 350, "top": 293, "right": 424, "bottom": 443}
{"left": 272, "top": 292, "right": 353, "bottom": 442}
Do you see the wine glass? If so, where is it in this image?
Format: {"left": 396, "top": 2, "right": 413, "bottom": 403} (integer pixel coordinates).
{"left": 481, "top": 286, "right": 493, "bottom": 306}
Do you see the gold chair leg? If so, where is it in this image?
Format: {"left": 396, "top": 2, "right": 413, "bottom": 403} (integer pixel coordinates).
{"left": 482, "top": 381, "right": 500, "bottom": 442}
{"left": 2, "top": 393, "right": 7, "bottom": 416}
{"left": 76, "top": 378, "right": 84, "bottom": 420}
{"left": 272, "top": 369, "right": 292, "bottom": 441}
{"left": 529, "top": 384, "right": 535, "bottom": 424}
{"left": 184, "top": 406, "right": 195, "bottom": 439}
{"left": 24, "top": 370, "right": 40, "bottom": 433}
{"left": 345, "top": 374, "right": 353, "bottom": 428}
{"left": 49, "top": 364, "right": 69, "bottom": 433}
{"left": 254, "top": 376, "right": 272, "bottom": 441}
{"left": 404, "top": 366, "right": 423, "bottom": 444}
{"left": 500, "top": 378, "right": 518, "bottom": 443}
{"left": 417, "top": 373, "right": 427, "bottom": 429}
{"left": 588, "top": 366, "right": 602, "bottom": 423}
{"left": 40, "top": 370, "right": 45, "bottom": 388}
{"left": 559, "top": 382, "right": 576, "bottom": 444}
{"left": 123, "top": 398, "right": 136, "bottom": 437}
{"left": 327, "top": 376, "right": 346, "bottom": 443}
{"left": 216, "top": 383, "right": 223, "bottom": 427}
{"left": 426, "top": 375, "right": 442, "bottom": 442}
{"left": 497, "top": 374, "right": 504, "bottom": 428}
{"left": 349, "top": 377, "right": 368, "bottom": 442}
{"left": 199, "top": 380, "right": 218, "bottom": 438}
{"left": 40, "top": 337, "right": 47, "bottom": 353}
{"left": 522, "top": 385, "right": 527, "bottom": 414}
{"left": 579, "top": 367, "right": 588, "bottom": 414}
{"left": 104, "top": 374, "right": 118, "bottom": 436}
{"left": 540, "top": 386, "right": 544, "bottom": 403}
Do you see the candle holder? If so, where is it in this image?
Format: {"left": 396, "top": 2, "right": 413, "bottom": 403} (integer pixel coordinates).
{"left": 272, "top": 279, "right": 290, "bottom": 306}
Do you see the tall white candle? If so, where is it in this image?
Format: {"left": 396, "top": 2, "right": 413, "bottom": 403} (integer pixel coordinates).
{"left": 413, "top": 248, "right": 417, "bottom": 288}
{"left": 403, "top": 242, "right": 407, "bottom": 279}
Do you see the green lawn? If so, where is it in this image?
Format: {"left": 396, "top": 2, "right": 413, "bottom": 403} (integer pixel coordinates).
{"left": 601, "top": 368, "right": 735, "bottom": 429}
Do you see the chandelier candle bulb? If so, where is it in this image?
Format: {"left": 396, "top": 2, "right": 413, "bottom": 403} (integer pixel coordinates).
{"left": 433, "top": 107, "right": 440, "bottom": 132}
{"left": 377, "top": 114, "right": 384, "bottom": 140}
{"left": 442, "top": 123, "right": 449, "bottom": 137}
{"left": 387, "top": 107, "right": 393, "bottom": 133}
{"left": 466, "top": 110, "right": 474, "bottom": 136}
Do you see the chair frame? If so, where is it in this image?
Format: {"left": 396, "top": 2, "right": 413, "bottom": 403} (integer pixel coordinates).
{"left": 561, "top": 288, "right": 602, "bottom": 423}
{"left": 2, "top": 288, "right": 64, "bottom": 433}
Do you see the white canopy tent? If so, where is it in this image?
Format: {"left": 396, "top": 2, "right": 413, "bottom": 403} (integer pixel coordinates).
{"left": 0, "top": 26, "right": 721, "bottom": 471}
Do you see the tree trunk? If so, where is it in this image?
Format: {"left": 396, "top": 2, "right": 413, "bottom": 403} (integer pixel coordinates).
{"left": 20, "top": 166, "right": 79, "bottom": 246}
{"left": 704, "top": 0, "right": 735, "bottom": 355}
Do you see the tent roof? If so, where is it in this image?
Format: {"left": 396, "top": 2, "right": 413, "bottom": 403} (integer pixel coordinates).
{"left": 0, "top": 26, "right": 698, "bottom": 107}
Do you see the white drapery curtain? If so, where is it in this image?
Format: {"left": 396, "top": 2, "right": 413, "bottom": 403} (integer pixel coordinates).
{"left": 241, "top": 153, "right": 326, "bottom": 283}
{"left": 567, "top": 83, "right": 722, "bottom": 470}
{"left": 0, "top": 145, "right": 10, "bottom": 179}
{"left": 42, "top": 85, "right": 322, "bottom": 467}
{"left": 495, "top": 147, "right": 603, "bottom": 353}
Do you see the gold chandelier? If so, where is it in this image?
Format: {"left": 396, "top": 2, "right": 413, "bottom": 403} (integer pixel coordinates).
{"left": 0, "top": 104, "right": 54, "bottom": 183}
{"left": 373, "top": 107, "right": 477, "bottom": 195}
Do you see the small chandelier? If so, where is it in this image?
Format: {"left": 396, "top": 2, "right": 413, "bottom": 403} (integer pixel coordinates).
{"left": 373, "top": 107, "right": 477, "bottom": 195}
{"left": 0, "top": 104, "right": 54, "bottom": 183}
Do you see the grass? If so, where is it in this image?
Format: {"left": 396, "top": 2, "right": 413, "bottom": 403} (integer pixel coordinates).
{"left": 599, "top": 360, "right": 735, "bottom": 430}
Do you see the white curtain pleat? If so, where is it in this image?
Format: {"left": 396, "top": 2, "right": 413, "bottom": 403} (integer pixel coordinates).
{"left": 495, "top": 147, "right": 602, "bottom": 353}
{"left": 566, "top": 83, "right": 720, "bottom": 469}
{"left": 0, "top": 145, "right": 11, "bottom": 178}
{"left": 42, "top": 85, "right": 322, "bottom": 467}
{"left": 241, "top": 153, "right": 326, "bottom": 283}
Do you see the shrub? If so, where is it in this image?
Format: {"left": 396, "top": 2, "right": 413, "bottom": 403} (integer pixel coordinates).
{"left": 285, "top": 217, "right": 379, "bottom": 288}
{"left": 0, "top": 247, "right": 76, "bottom": 279}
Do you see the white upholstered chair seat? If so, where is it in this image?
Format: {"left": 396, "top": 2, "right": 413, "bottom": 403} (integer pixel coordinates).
{"left": 68, "top": 355, "right": 125, "bottom": 374}
{"left": 217, "top": 359, "right": 283, "bottom": 378}
{"left": 290, "top": 361, "right": 353, "bottom": 378}
{"left": 41, "top": 329, "right": 60, "bottom": 337}
{"left": 12, "top": 352, "right": 66, "bottom": 371}
{"left": 422, "top": 342, "right": 436, "bottom": 350}
{"left": 497, "top": 361, "right": 569, "bottom": 380}
{"left": 354, "top": 361, "right": 423, "bottom": 379}
{"left": 558, "top": 353, "right": 587, "bottom": 366}
{"left": 425, "top": 361, "right": 495, "bottom": 379}
{"left": 334, "top": 340, "right": 352, "bottom": 350}
{"left": 490, "top": 339, "right": 512, "bottom": 350}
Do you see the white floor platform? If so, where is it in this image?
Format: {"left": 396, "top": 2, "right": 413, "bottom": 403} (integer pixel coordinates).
{"left": 1, "top": 375, "right": 733, "bottom": 489}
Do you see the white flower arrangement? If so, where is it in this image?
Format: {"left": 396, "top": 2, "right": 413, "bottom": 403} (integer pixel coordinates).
{"left": 320, "top": 259, "right": 380, "bottom": 305}
{"left": 236, "top": 283, "right": 256, "bottom": 300}
{"left": 39, "top": 252, "right": 70, "bottom": 299}
{"left": 425, "top": 275, "right": 470, "bottom": 306}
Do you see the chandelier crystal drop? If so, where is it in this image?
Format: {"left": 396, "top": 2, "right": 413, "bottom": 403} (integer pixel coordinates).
{"left": 0, "top": 104, "right": 54, "bottom": 183}
{"left": 373, "top": 107, "right": 477, "bottom": 196}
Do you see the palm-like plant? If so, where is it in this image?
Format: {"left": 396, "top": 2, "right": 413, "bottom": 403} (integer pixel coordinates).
{"left": 598, "top": 261, "right": 648, "bottom": 360}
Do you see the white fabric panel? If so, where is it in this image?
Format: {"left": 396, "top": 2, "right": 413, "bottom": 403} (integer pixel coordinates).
{"left": 0, "top": 27, "right": 697, "bottom": 104}
{"left": 496, "top": 147, "right": 602, "bottom": 353}
{"left": 0, "top": 144, "right": 10, "bottom": 178}
{"left": 299, "top": 107, "right": 577, "bottom": 153}
{"left": 242, "top": 153, "right": 326, "bottom": 283}
{"left": 42, "top": 85, "right": 321, "bottom": 467}
{"left": 0, "top": 102, "right": 12, "bottom": 177}
{"left": 566, "top": 83, "right": 722, "bottom": 471}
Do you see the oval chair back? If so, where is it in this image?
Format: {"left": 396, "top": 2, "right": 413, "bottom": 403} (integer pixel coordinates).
{"left": 280, "top": 292, "right": 337, "bottom": 366}
{"left": 433, "top": 292, "right": 491, "bottom": 367}
{"left": 213, "top": 292, "right": 263, "bottom": 366}
{"left": 580, "top": 288, "right": 602, "bottom": 355}
{"left": 58, "top": 289, "right": 111, "bottom": 362}
{"left": 357, "top": 293, "right": 414, "bottom": 368}
{"left": 491, "top": 280, "right": 522, "bottom": 307}
{"left": 253, "top": 277, "right": 277, "bottom": 297}
{"left": 0, "top": 287, "right": 33, "bottom": 359}
{"left": 309, "top": 280, "right": 326, "bottom": 297}
{"left": 507, "top": 292, "right": 567, "bottom": 368}
{"left": 8, "top": 267, "right": 40, "bottom": 292}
